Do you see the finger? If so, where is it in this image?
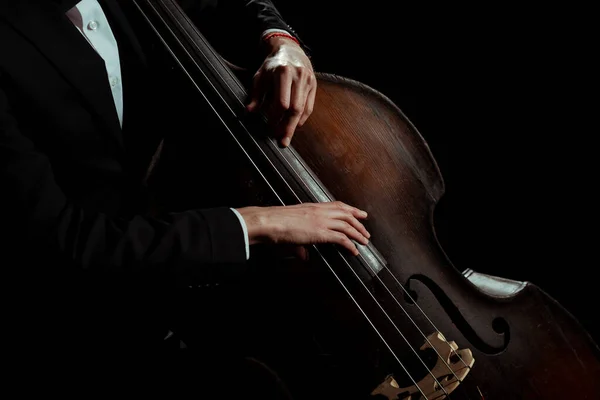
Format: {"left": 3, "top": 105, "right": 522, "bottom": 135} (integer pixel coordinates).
{"left": 278, "top": 83, "right": 306, "bottom": 147}
{"left": 330, "top": 232, "right": 359, "bottom": 256}
{"left": 328, "top": 200, "right": 368, "bottom": 219}
{"left": 246, "top": 72, "right": 264, "bottom": 112}
{"left": 271, "top": 67, "right": 293, "bottom": 124}
{"left": 328, "top": 220, "right": 369, "bottom": 245}
{"left": 298, "top": 83, "right": 316, "bottom": 127}
{"left": 330, "top": 210, "right": 370, "bottom": 239}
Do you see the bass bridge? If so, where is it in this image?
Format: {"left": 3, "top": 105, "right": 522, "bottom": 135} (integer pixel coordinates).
{"left": 371, "top": 332, "right": 474, "bottom": 399}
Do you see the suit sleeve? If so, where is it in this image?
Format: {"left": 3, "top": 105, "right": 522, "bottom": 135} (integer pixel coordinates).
{"left": 181, "top": 0, "right": 311, "bottom": 68}
{"left": 0, "top": 81, "right": 247, "bottom": 275}
{"left": 233, "top": 0, "right": 306, "bottom": 44}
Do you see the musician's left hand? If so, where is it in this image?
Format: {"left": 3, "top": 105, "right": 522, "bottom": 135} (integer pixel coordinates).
{"left": 246, "top": 35, "right": 316, "bottom": 147}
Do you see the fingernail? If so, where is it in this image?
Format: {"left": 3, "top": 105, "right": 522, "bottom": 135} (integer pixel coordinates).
{"left": 282, "top": 137, "right": 291, "bottom": 147}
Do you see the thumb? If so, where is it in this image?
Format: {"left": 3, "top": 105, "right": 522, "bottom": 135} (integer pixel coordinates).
{"left": 293, "top": 245, "right": 310, "bottom": 261}
{"left": 274, "top": 244, "right": 309, "bottom": 261}
{"left": 246, "top": 72, "right": 264, "bottom": 112}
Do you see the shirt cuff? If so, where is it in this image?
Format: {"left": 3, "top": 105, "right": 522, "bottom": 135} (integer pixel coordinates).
{"left": 260, "top": 28, "right": 293, "bottom": 41}
{"left": 230, "top": 208, "right": 250, "bottom": 260}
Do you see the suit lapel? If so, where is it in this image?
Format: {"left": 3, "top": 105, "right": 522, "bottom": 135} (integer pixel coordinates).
{"left": 3, "top": 1, "right": 124, "bottom": 149}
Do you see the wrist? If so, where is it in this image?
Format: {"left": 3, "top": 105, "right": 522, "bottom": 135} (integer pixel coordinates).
{"left": 262, "top": 33, "right": 301, "bottom": 54}
{"left": 235, "top": 206, "right": 271, "bottom": 245}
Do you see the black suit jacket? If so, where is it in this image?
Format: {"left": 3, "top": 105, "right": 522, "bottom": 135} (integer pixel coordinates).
{"left": 0, "top": 0, "right": 305, "bottom": 361}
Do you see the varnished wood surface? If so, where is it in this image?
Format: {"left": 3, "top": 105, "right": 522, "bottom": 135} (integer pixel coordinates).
{"left": 285, "top": 73, "right": 600, "bottom": 399}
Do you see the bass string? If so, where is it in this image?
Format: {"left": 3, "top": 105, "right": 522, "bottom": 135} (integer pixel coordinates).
{"left": 137, "top": 10, "right": 429, "bottom": 398}
{"left": 191, "top": 10, "right": 473, "bottom": 377}
{"left": 141, "top": 0, "right": 472, "bottom": 397}
{"left": 198, "top": 55, "right": 462, "bottom": 399}
{"left": 170, "top": 19, "right": 448, "bottom": 400}
{"left": 166, "top": 1, "right": 466, "bottom": 395}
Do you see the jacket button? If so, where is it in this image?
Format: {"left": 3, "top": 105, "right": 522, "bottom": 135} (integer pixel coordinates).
{"left": 87, "top": 20, "right": 99, "bottom": 31}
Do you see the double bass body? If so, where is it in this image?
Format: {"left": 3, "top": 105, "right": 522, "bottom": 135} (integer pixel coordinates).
{"left": 129, "top": 1, "right": 600, "bottom": 398}
{"left": 289, "top": 74, "right": 600, "bottom": 399}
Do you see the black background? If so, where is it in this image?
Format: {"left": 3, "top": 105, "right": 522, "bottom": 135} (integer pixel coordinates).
{"left": 272, "top": 2, "right": 598, "bottom": 342}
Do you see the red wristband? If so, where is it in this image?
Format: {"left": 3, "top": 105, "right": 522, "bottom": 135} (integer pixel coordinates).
{"left": 262, "top": 32, "right": 300, "bottom": 46}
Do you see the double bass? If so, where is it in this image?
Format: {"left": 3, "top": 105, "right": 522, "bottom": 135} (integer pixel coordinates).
{"left": 125, "top": 1, "right": 600, "bottom": 398}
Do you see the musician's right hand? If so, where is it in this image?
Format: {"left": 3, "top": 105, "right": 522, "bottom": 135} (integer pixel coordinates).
{"left": 235, "top": 201, "right": 370, "bottom": 256}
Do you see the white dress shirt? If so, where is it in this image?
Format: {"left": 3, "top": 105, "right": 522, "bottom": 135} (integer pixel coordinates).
{"left": 66, "top": 0, "right": 123, "bottom": 127}
{"left": 64, "top": 0, "right": 291, "bottom": 260}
